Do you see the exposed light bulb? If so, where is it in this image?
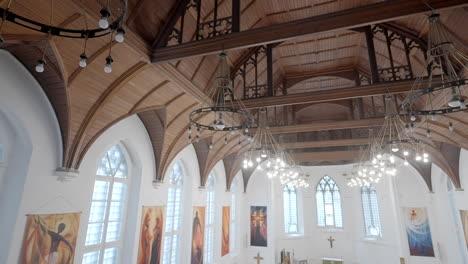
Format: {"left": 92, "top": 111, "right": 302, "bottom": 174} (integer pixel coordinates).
{"left": 430, "top": 114, "right": 437, "bottom": 121}
{"left": 256, "top": 157, "right": 261, "bottom": 163}
{"left": 449, "top": 122, "right": 454, "bottom": 132}
{"left": 426, "top": 129, "right": 432, "bottom": 138}
{"left": 104, "top": 56, "right": 113, "bottom": 73}
{"left": 404, "top": 160, "right": 409, "bottom": 166}
{"left": 114, "top": 28, "right": 125, "bottom": 43}
{"left": 79, "top": 53, "right": 88, "bottom": 68}
{"left": 35, "top": 59, "right": 45, "bottom": 72}
{"left": 423, "top": 152, "right": 429, "bottom": 158}
{"left": 415, "top": 155, "right": 422, "bottom": 161}
{"left": 423, "top": 158, "right": 429, "bottom": 163}
{"left": 376, "top": 154, "right": 382, "bottom": 159}
{"left": 209, "top": 142, "right": 213, "bottom": 149}
{"left": 99, "top": 8, "right": 110, "bottom": 29}
{"left": 460, "top": 100, "right": 467, "bottom": 110}
{"left": 410, "top": 114, "right": 416, "bottom": 122}
{"left": 403, "top": 150, "right": 409, "bottom": 156}
{"left": 214, "top": 120, "right": 225, "bottom": 130}
{"left": 391, "top": 144, "right": 399, "bottom": 152}
{"left": 448, "top": 95, "right": 461, "bottom": 108}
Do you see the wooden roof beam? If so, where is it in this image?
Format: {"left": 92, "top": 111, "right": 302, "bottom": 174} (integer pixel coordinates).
{"left": 152, "top": 0, "right": 467, "bottom": 63}
{"left": 242, "top": 78, "right": 431, "bottom": 109}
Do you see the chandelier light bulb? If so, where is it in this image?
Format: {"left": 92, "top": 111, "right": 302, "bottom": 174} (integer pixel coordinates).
{"left": 430, "top": 114, "right": 437, "bottom": 121}
{"left": 99, "top": 8, "right": 111, "bottom": 29}
{"left": 460, "top": 100, "right": 467, "bottom": 110}
{"left": 256, "top": 157, "right": 261, "bottom": 163}
{"left": 104, "top": 56, "right": 113, "bottom": 73}
{"left": 79, "top": 54, "right": 88, "bottom": 68}
{"left": 391, "top": 144, "right": 399, "bottom": 152}
{"left": 404, "top": 160, "right": 409, "bottom": 166}
{"left": 376, "top": 154, "right": 382, "bottom": 159}
{"left": 448, "top": 95, "right": 461, "bottom": 108}
{"left": 390, "top": 156, "right": 395, "bottom": 163}
{"left": 416, "top": 155, "right": 422, "bottom": 161}
{"left": 423, "top": 152, "right": 429, "bottom": 158}
{"left": 35, "top": 59, "right": 45, "bottom": 72}
{"left": 214, "top": 120, "right": 225, "bottom": 130}
{"left": 449, "top": 122, "right": 454, "bottom": 132}
{"left": 114, "top": 28, "right": 125, "bottom": 43}
{"left": 248, "top": 160, "right": 253, "bottom": 167}
{"left": 426, "top": 129, "right": 432, "bottom": 138}
{"left": 403, "top": 150, "right": 409, "bottom": 156}
{"left": 410, "top": 114, "right": 416, "bottom": 122}
{"left": 209, "top": 142, "right": 213, "bottom": 149}
{"left": 423, "top": 158, "right": 429, "bottom": 163}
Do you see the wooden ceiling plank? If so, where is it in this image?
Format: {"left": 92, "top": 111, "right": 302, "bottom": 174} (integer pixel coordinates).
{"left": 152, "top": 0, "right": 467, "bottom": 63}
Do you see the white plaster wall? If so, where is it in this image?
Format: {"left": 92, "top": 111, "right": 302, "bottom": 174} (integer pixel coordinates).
{"left": 0, "top": 50, "right": 62, "bottom": 264}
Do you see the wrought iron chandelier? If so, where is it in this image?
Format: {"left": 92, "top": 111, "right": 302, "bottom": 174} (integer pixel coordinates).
{"left": 0, "top": 0, "right": 127, "bottom": 73}
{"left": 189, "top": 52, "right": 254, "bottom": 145}
{"left": 347, "top": 95, "right": 429, "bottom": 188}
{"left": 403, "top": 13, "right": 468, "bottom": 122}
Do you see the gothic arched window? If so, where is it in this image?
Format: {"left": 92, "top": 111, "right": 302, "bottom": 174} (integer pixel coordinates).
{"left": 162, "top": 161, "right": 184, "bottom": 264}
{"left": 82, "top": 144, "right": 130, "bottom": 264}
{"left": 316, "top": 175, "right": 343, "bottom": 228}
{"left": 283, "top": 185, "right": 299, "bottom": 234}
{"left": 361, "top": 185, "right": 382, "bottom": 237}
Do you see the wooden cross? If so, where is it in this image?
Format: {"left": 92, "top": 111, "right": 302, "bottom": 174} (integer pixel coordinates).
{"left": 254, "top": 252, "right": 264, "bottom": 264}
{"left": 328, "top": 236, "right": 335, "bottom": 248}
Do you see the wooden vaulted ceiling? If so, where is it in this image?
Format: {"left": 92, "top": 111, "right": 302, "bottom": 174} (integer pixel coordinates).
{"left": 1, "top": 0, "right": 468, "bottom": 192}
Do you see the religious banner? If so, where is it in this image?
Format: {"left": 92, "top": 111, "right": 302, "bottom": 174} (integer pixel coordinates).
{"left": 191, "top": 206, "right": 206, "bottom": 264}
{"left": 221, "top": 206, "right": 230, "bottom": 256}
{"left": 137, "top": 206, "right": 164, "bottom": 264}
{"left": 21, "top": 212, "right": 80, "bottom": 264}
{"left": 250, "top": 206, "right": 267, "bottom": 247}
{"left": 402, "top": 207, "right": 435, "bottom": 257}
{"left": 460, "top": 210, "right": 468, "bottom": 249}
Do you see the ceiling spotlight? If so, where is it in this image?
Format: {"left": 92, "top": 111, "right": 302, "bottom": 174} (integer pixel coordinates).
{"left": 114, "top": 28, "right": 125, "bottom": 43}
{"left": 35, "top": 59, "right": 45, "bottom": 73}
{"left": 104, "top": 56, "right": 113, "bottom": 73}
{"left": 99, "top": 8, "right": 111, "bottom": 29}
{"left": 79, "top": 53, "right": 88, "bottom": 68}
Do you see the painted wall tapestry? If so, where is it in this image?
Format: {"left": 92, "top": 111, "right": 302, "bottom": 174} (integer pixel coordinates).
{"left": 221, "top": 206, "right": 230, "bottom": 256}
{"left": 137, "top": 206, "right": 164, "bottom": 264}
{"left": 250, "top": 206, "right": 267, "bottom": 247}
{"left": 402, "top": 207, "right": 435, "bottom": 257}
{"left": 21, "top": 212, "right": 80, "bottom": 264}
{"left": 191, "top": 206, "right": 205, "bottom": 264}
{"left": 460, "top": 210, "right": 468, "bottom": 249}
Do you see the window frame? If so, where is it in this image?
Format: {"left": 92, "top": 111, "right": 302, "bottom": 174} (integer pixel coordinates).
{"left": 82, "top": 143, "right": 131, "bottom": 264}
{"left": 162, "top": 161, "right": 185, "bottom": 264}
{"left": 316, "top": 175, "right": 343, "bottom": 229}
{"left": 204, "top": 172, "right": 216, "bottom": 264}
{"left": 283, "top": 185, "right": 300, "bottom": 235}
{"left": 361, "top": 185, "right": 382, "bottom": 238}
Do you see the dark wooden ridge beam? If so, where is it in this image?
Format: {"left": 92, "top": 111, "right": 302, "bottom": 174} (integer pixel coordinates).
{"left": 152, "top": 0, "right": 191, "bottom": 49}
{"left": 243, "top": 78, "right": 426, "bottom": 109}
{"left": 152, "top": 0, "right": 467, "bottom": 63}
{"left": 251, "top": 118, "right": 384, "bottom": 134}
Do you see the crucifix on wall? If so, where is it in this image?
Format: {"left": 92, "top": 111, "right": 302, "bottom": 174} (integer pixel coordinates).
{"left": 327, "top": 236, "right": 335, "bottom": 248}
{"left": 254, "top": 252, "right": 264, "bottom": 264}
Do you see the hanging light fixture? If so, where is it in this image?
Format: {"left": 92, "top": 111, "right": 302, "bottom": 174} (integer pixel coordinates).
{"left": 402, "top": 13, "right": 468, "bottom": 126}
{"left": 347, "top": 95, "right": 429, "bottom": 187}
{"left": 188, "top": 52, "right": 254, "bottom": 144}
{"left": 0, "top": 0, "right": 127, "bottom": 72}
{"left": 279, "top": 166, "right": 310, "bottom": 188}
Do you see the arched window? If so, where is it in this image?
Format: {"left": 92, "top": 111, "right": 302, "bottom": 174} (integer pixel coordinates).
{"left": 283, "top": 185, "right": 299, "bottom": 234}
{"left": 204, "top": 172, "right": 216, "bottom": 263}
{"left": 316, "top": 175, "right": 343, "bottom": 228}
{"left": 162, "top": 162, "right": 184, "bottom": 264}
{"left": 361, "top": 185, "right": 382, "bottom": 237}
{"left": 82, "top": 144, "right": 130, "bottom": 264}
{"left": 229, "top": 180, "right": 237, "bottom": 252}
